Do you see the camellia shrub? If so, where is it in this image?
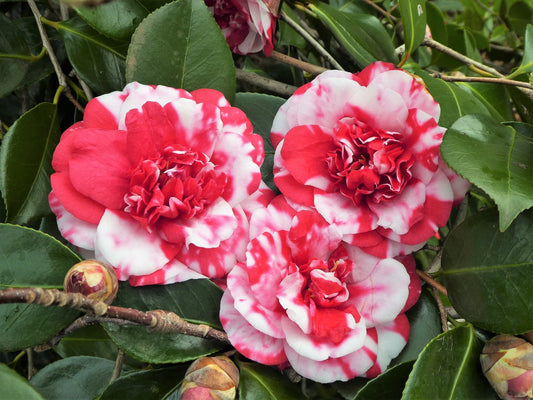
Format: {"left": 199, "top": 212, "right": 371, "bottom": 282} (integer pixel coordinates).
{"left": 1, "top": 0, "right": 533, "bottom": 399}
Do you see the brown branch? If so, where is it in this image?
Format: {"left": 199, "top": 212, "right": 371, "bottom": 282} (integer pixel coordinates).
{"left": 432, "top": 72, "right": 532, "bottom": 89}
{"left": 270, "top": 50, "right": 328, "bottom": 75}
{"left": 236, "top": 69, "right": 297, "bottom": 97}
{"left": 431, "top": 287, "right": 449, "bottom": 332}
{"left": 0, "top": 287, "right": 230, "bottom": 346}
{"left": 415, "top": 269, "right": 448, "bottom": 297}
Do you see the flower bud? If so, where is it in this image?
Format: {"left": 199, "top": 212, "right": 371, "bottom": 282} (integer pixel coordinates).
{"left": 63, "top": 260, "right": 118, "bottom": 304}
{"left": 180, "top": 356, "right": 239, "bottom": 400}
{"left": 480, "top": 334, "right": 533, "bottom": 400}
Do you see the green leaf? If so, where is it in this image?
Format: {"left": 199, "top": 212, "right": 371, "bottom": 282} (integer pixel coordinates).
{"left": 413, "top": 70, "right": 495, "bottom": 128}
{"left": 353, "top": 361, "right": 414, "bottom": 400}
{"left": 441, "top": 208, "right": 533, "bottom": 334}
{"left": 75, "top": 0, "right": 150, "bottom": 41}
{"left": 308, "top": 1, "right": 397, "bottom": 67}
{"left": 104, "top": 280, "right": 226, "bottom": 363}
{"left": 0, "top": 14, "right": 30, "bottom": 98}
{"left": 402, "top": 324, "right": 496, "bottom": 399}
{"left": 0, "top": 224, "right": 81, "bottom": 351}
{"left": 508, "top": 24, "right": 533, "bottom": 79}
{"left": 30, "top": 356, "right": 118, "bottom": 400}
{"left": 0, "top": 363, "right": 45, "bottom": 400}
{"left": 99, "top": 365, "right": 187, "bottom": 400}
{"left": 442, "top": 115, "right": 533, "bottom": 230}
{"left": 456, "top": 82, "right": 513, "bottom": 122}
{"left": 57, "top": 17, "right": 127, "bottom": 94}
{"left": 399, "top": 0, "right": 427, "bottom": 65}
{"left": 234, "top": 92, "right": 284, "bottom": 192}
{"left": 238, "top": 362, "right": 302, "bottom": 400}
{"left": 0, "top": 103, "right": 60, "bottom": 225}
{"left": 126, "top": 0, "right": 236, "bottom": 102}
{"left": 392, "top": 289, "right": 442, "bottom": 365}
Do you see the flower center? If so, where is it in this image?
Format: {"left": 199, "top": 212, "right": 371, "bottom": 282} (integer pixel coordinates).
{"left": 326, "top": 122, "right": 415, "bottom": 206}
{"left": 124, "top": 145, "right": 227, "bottom": 231}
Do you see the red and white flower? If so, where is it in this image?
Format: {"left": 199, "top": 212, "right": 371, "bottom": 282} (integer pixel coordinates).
{"left": 271, "top": 62, "right": 469, "bottom": 258}
{"left": 204, "top": 0, "right": 278, "bottom": 56}
{"left": 49, "top": 82, "right": 266, "bottom": 285}
{"left": 220, "top": 195, "right": 421, "bottom": 383}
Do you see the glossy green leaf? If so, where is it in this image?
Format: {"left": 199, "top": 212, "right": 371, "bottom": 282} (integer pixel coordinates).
{"left": 353, "top": 361, "right": 414, "bottom": 400}
{"left": 30, "top": 356, "right": 118, "bottom": 400}
{"left": 508, "top": 1, "right": 533, "bottom": 37}
{"left": 0, "top": 103, "right": 60, "bottom": 225}
{"left": 442, "top": 115, "right": 533, "bottom": 230}
{"left": 75, "top": 0, "right": 149, "bottom": 41}
{"left": 309, "top": 1, "right": 397, "bottom": 67}
{"left": 0, "top": 14, "right": 30, "bottom": 98}
{"left": 238, "top": 362, "right": 302, "bottom": 400}
{"left": 402, "top": 324, "right": 496, "bottom": 399}
{"left": 0, "top": 224, "right": 81, "bottom": 351}
{"left": 126, "top": 0, "right": 236, "bottom": 102}
{"left": 457, "top": 82, "right": 513, "bottom": 122}
{"left": 57, "top": 17, "right": 127, "bottom": 94}
{"left": 392, "top": 289, "right": 442, "bottom": 365}
{"left": 441, "top": 208, "right": 533, "bottom": 334}
{"left": 99, "top": 365, "right": 186, "bottom": 400}
{"left": 508, "top": 24, "right": 533, "bottom": 79}
{"left": 399, "top": 0, "right": 427, "bottom": 64}
{"left": 104, "top": 280, "right": 226, "bottom": 363}
{"left": 234, "top": 92, "right": 284, "bottom": 192}
{"left": 0, "top": 363, "right": 45, "bottom": 400}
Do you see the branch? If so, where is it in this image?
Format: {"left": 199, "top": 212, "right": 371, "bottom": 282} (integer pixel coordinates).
{"left": 432, "top": 72, "right": 532, "bottom": 89}
{"left": 280, "top": 10, "right": 344, "bottom": 70}
{"left": 415, "top": 269, "right": 448, "bottom": 297}
{"left": 236, "top": 69, "right": 297, "bottom": 97}
{"left": 270, "top": 50, "right": 328, "bottom": 75}
{"left": 0, "top": 287, "right": 230, "bottom": 346}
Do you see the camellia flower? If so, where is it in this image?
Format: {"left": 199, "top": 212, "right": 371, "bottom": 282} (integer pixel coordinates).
{"left": 49, "top": 82, "right": 265, "bottom": 285}
{"left": 270, "top": 62, "right": 469, "bottom": 258}
{"left": 220, "top": 195, "right": 421, "bottom": 383}
{"left": 204, "top": 0, "right": 278, "bottom": 56}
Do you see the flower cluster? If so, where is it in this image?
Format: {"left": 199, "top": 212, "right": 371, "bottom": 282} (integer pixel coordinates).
{"left": 49, "top": 62, "right": 468, "bottom": 383}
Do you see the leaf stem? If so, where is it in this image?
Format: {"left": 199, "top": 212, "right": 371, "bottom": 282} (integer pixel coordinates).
{"left": 270, "top": 50, "right": 328, "bottom": 75}
{"left": 53, "top": 86, "right": 64, "bottom": 105}
{"left": 0, "top": 287, "right": 231, "bottom": 346}
{"left": 280, "top": 9, "right": 344, "bottom": 70}
{"left": 432, "top": 287, "right": 449, "bottom": 332}
{"left": 236, "top": 68, "right": 297, "bottom": 97}
{"left": 432, "top": 72, "right": 532, "bottom": 89}
{"left": 0, "top": 46, "right": 47, "bottom": 62}
{"left": 109, "top": 349, "right": 125, "bottom": 384}
{"left": 416, "top": 269, "right": 447, "bottom": 297}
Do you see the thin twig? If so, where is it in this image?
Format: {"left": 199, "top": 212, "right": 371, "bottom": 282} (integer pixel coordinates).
{"left": 270, "top": 50, "right": 328, "bottom": 75}
{"left": 109, "top": 349, "right": 125, "bottom": 384}
{"left": 26, "top": 349, "right": 35, "bottom": 380}
{"left": 422, "top": 37, "right": 504, "bottom": 78}
{"left": 416, "top": 269, "right": 448, "bottom": 297}
{"left": 236, "top": 69, "right": 297, "bottom": 97}
{"left": 432, "top": 72, "right": 532, "bottom": 89}
{"left": 359, "top": 0, "right": 396, "bottom": 24}
{"left": 280, "top": 10, "right": 344, "bottom": 70}
{"left": 0, "top": 287, "right": 230, "bottom": 346}
{"left": 432, "top": 287, "right": 449, "bottom": 332}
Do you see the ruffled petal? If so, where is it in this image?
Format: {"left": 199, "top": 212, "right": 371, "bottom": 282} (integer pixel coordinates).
{"left": 283, "top": 331, "right": 377, "bottom": 383}
{"left": 220, "top": 291, "right": 288, "bottom": 365}
{"left": 49, "top": 191, "right": 97, "bottom": 251}
{"left": 95, "top": 209, "right": 180, "bottom": 279}
{"left": 226, "top": 263, "right": 284, "bottom": 338}
{"left": 273, "top": 148, "right": 315, "bottom": 207}
{"left": 277, "top": 272, "right": 311, "bottom": 334}
{"left": 348, "top": 258, "right": 410, "bottom": 327}
{"left": 157, "top": 197, "right": 237, "bottom": 248}
{"left": 128, "top": 258, "right": 206, "bottom": 286}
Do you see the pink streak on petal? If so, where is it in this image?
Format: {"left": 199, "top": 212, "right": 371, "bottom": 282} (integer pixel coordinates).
{"left": 367, "top": 180, "right": 426, "bottom": 235}
{"left": 439, "top": 158, "right": 470, "bottom": 206}
{"left": 240, "top": 181, "right": 276, "bottom": 221}
{"left": 283, "top": 333, "right": 377, "bottom": 383}
{"left": 396, "top": 254, "right": 422, "bottom": 313}
{"left": 226, "top": 263, "right": 284, "bottom": 338}
{"left": 95, "top": 209, "right": 180, "bottom": 279}
{"left": 49, "top": 191, "right": 97, "bottom": 251}
{"left": 273, "top": 160, "right": 315, "bottom": 208}
{"left": 277, "top": 273, "right": 311, "bottom": 333}
{"left": 348, "top": 258, "right": 410, "bottom": 327}
{"left": 249, "top": 194, "right": 296, "bottom": 239}
{"left": 191, "top": 88, "right": 231, "bottom": 108}
{"left": 211, "top": 131, "right": 263, "bottom": 206}
{"left": 83, "top": 91, "right": 125, "bottom": 130}
{"left": 314, "top": 191, "right": 377, "bottom": 236}
{"left": 353, "top": 61, "right": 397, "bottom": 87}
{"left": 50, "top": 173, "right": 105, "bottom": 225}
{"left": 404, "top": 109, "right": 444, "bottom": 174}
{"left": 158, "top": 198, "right": 237, "bottom": 248}
{"left": 128, "top": 259, "right": 206, "bottom": 286}
{"left": 365, "top": 314, "right": 410, "bottom": 378}
{"left": 220, "top": 291, "right": 288, "bottom": 365}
